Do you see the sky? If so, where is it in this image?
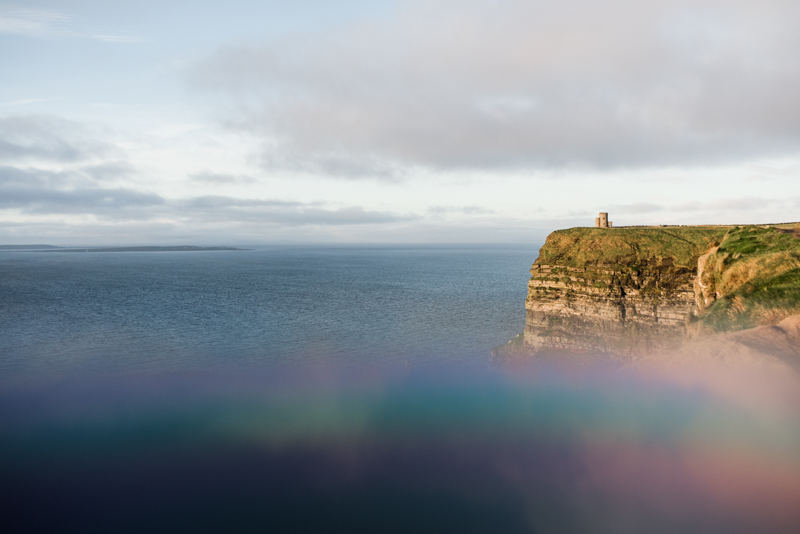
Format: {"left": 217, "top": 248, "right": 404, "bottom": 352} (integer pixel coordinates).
{"left": 1, "top": 0, "right": 799, "bottom": 245}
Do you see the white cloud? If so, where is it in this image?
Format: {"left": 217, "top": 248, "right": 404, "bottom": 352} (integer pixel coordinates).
{"left": 191, "top": 0, "right": 800, "bottom": 177}
{"left": 189, "top": 171, "right": 257, "bottom": 185}
{"left": 2, "top": 1, "right": 799, "bottom": 243}
{"left": 0, "top": 115, "right": 120, "bottom": 163}
{"left": 0, "top": 97, "right": 62, "bottom": 107}
{"left": 0, "top": 7, "right": 68, "bottom": 37}
{"left": 0, "top": 114, "right": 416, "bottom": 229}
{"left": 0, "top": 6, "right": 145, "bottom": 42}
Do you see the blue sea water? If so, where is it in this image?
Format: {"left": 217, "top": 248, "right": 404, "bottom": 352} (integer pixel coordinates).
{"left": 0, "top": 244, "right": 535, "bottom": 375}
{"left": 3, "top": 244, "right": 800, "bottom": 533}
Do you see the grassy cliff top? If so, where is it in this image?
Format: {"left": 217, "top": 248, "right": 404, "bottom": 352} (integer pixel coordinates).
{"left": 534, "top": 224, "right": 800, "bottom": 332}
{"left": 697, "top": 225, "right": 800, "bottom": 331}
{"left": 536, "top": 226, "right": 729, "bottom": 269}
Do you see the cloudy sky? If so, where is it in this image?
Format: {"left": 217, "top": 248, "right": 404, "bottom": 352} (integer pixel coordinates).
{"left": 2, "top": 0, "right": 799, "bottom": 244}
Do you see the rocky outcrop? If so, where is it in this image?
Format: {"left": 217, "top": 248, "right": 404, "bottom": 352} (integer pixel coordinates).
{"left": 693, "top": 246, "right": 718, "bottom": 312}
{"left": 505, "top": 224, "right": 800, "bottom": 362}
{"left": 494, "top": 224, "right": 800, "bottom": 366}
{"left": 525, "top": 261, "right": 696, "bottom": 357}
{"left": 519, "top": 226, "right": 727, "bottom": 359}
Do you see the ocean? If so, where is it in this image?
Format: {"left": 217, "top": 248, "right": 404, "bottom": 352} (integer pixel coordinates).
{"left": 0, "top": 244, "right": 534, "bottom": 375}
{"left": 2, "top": 244, "right": 799, "bottom": 533}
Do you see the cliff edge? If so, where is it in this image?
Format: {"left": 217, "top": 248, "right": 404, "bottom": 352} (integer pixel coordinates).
{"left": 493, "top": 224, "right": 800, "bottom": 364}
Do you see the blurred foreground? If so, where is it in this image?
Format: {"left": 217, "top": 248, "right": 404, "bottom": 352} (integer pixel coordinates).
{"left": 2, "top": 361, "right": 800, "bottom": 533}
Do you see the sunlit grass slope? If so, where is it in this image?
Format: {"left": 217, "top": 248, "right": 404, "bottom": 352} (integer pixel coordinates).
{"left": 699, "top": 225, "right": 800, "bottom": 332}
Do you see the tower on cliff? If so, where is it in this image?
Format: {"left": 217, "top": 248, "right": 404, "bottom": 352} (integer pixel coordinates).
{"left": 594, "top": 212, "right": 613, "bottom": 228}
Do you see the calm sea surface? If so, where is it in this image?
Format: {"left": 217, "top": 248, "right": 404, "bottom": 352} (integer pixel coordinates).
{"left": 0, "top": 244, "right": 535, "bottom": 375}
{"left": 3, "top": 244, "right": 800, "bottom": 533}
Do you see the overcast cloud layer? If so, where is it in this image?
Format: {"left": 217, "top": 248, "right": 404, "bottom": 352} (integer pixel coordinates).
{"left": 193, "top": 0, "right": 800, "bottom": 176}
{"left": 0, "top": 115, "right": 413, "bottom": 240}
{"left": 1, "top": 0, "right": 799, "bottom": 244}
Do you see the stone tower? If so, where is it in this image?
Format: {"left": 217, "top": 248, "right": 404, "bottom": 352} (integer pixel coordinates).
{"left": 594, "top": 212, "right": 612, "bottom": 228}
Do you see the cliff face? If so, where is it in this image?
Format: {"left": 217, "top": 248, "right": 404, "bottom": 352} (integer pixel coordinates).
{"left": 515, "top": 224, "right": 800, "bottom": 360}
{"left": 488, "top": 224, "right": 800, "bottom": 363}
{"left": 523, "top": 227, "right": 727, "bottom": 357}
{"left": 526, "top": 262, "right": 696, "bottom": 356}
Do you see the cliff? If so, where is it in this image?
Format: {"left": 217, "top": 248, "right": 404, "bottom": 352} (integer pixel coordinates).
{"left": 495, "top": 224, "right": 800, "bottom": 362}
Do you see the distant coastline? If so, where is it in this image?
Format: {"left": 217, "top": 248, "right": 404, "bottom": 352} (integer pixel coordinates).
{"left": 0, "top": 245, "right": 62, "bottom": 250}
{"left": 1, "top": 245, "right": 247, "bottom": 253}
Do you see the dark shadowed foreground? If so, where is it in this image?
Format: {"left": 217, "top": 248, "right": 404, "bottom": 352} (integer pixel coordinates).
{"left": 2, "top": 362, "right": 799, "bottom": 533}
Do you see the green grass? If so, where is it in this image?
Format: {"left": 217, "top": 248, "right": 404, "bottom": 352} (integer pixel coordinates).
{"left": 697, "top": 226, "right": 800, "bottom": 332}
{"left": 537, "top": 226, "right": 729, "bottom": 269}
{"left": 699, "top": 268, "right": 800, "bottom": 332}
{"left": 719, "top": 225, "right": 799, "bottom": 257}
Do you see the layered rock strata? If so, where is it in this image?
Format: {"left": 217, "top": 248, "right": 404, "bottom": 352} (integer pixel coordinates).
{"left": 526, "top": 263, "right": 696, "bottom": 356}
{"left": 521, "top": 227, "right": 726, "bottom": 358}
